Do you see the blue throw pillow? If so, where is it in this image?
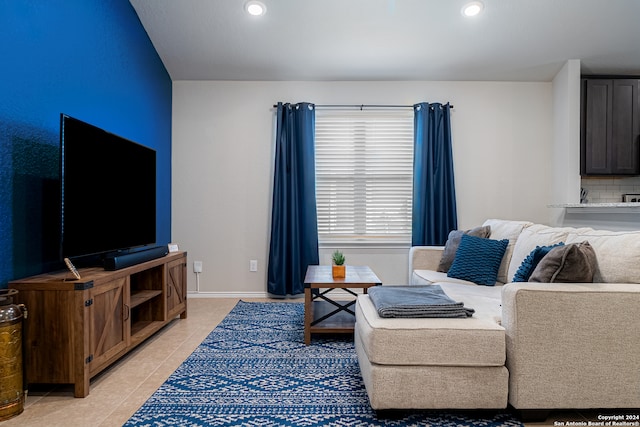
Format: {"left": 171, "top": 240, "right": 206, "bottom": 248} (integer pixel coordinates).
{"left": 512, "top": 242, "right": 565, "bottom": 282}
{"left": 447, "top": 234, "right": 509, "bottom": 286}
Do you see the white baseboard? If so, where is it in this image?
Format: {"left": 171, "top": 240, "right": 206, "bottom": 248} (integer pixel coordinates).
{"left": 187, "top": 291, "right": 271, "bottom": 298}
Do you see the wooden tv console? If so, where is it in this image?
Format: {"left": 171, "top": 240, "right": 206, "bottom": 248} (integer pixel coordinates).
{"left": 8, "top": 251, "right": 187, "bottom": 397}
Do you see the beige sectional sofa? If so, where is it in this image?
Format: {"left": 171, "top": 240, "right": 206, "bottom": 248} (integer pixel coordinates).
{"left": 355, "top": 219, "right": 640, "bottom": 414}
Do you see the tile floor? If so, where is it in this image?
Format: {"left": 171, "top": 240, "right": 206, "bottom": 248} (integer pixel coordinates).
{"left": 1, "top": 298, "right": 632, "bottom": 427}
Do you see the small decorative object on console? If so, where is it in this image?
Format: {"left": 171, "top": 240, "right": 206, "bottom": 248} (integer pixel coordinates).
{"left": 332, "top": 250, "right": 346, "bottom": 278}
{"left": 63, "top": 257, "right": 81, "bottom": 280}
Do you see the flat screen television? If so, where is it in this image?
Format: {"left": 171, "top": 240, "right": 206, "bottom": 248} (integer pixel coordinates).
{"left": 60, "top": 114, "right": 157, "bottom": 263}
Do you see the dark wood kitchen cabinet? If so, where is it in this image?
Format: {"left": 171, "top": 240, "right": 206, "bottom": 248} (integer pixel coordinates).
{"left": 581, "top": 78, "right": 640, "bottom": 175}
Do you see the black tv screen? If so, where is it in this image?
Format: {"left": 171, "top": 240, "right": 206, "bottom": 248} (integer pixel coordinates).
{"left": 60, "top": 114, "right": 156, "bottom": 259}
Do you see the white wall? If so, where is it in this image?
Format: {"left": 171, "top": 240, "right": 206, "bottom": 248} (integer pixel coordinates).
{"left": 172, "top": 81, "right": 553, "bottom": 296}
{"left": 550, "top": 59, "right": 582, "bottom": 225}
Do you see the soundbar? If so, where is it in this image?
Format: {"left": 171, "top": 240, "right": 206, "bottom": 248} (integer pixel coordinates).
{"left": 103, "top": 246, "right": 169, "bottom": 271}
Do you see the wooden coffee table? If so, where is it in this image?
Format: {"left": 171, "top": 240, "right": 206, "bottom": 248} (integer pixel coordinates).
{"left": 303, "top": 265, "right": 381, "bottom": 345}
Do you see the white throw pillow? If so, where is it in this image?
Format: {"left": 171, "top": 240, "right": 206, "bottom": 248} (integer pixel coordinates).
{"left": 565, "top": 229, "right": 640, "bottom": 283}
{"left": 508, "top": 224, "right": 573, "bottom": 282}
{"left": 482, "top": 219, "right": 533, "bottom": 283}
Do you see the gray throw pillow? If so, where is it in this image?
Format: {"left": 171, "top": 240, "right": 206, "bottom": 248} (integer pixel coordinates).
{"left": 437, "top": 225, "right": 491, "bottom": 272}
{"left": 529, "top": 241, "right": 597, "bottom": 283}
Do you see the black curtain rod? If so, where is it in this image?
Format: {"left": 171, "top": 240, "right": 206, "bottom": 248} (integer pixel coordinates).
{"left": 272, "top": 103, "right": 454, "bottom": 109}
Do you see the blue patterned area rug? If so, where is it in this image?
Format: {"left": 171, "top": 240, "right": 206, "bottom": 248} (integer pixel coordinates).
{"left": 124, "top": 301, "right": 523, "bottom": 427}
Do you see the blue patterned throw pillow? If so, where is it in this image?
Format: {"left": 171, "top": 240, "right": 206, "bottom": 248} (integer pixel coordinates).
{"left": 447, "top": 234, "right": 509, "bottom": 286}
{"left": 512, "top": 242, "right": 565, "bottom": 282}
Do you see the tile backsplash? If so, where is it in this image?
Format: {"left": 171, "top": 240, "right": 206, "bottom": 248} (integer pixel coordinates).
{"left": 581, "top": 176, "right": 640, "bottom": 203}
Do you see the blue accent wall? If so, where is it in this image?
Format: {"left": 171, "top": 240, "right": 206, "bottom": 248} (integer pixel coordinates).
{"left": 0, "top": 1, "right": 172, "bottom": 287}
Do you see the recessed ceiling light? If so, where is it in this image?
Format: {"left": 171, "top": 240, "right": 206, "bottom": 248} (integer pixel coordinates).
{"left": 245, "top": 1, "right": 266, "bottom": 16}
{"left": 461, "top": 1, "right": 484, "bottom": 17}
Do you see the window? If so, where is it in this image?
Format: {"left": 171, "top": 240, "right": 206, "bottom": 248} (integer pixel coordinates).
{"left": 315, "top": 109, "right": 414, "bottom": 244}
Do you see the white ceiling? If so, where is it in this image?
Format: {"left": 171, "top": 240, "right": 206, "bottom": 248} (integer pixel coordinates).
{"left": 130, "top": 0, "right": 640, "bottom": 82}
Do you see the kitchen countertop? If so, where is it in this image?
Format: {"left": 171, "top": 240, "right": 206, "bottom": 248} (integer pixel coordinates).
{"left": 548, "top": 202, "right": 640, "bottom": 208}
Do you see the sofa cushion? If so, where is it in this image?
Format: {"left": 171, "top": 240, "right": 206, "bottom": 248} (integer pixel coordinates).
{"left": 447, "top": 234, "right": 508, "bottom": 286}
{"left": 512, "top": 242, "right": 565, "bottom": 282}
{"left": 508, "top": 224, "right": 572, "bottom": 282}
{"left": 411, "top": 269, "right": 477, "bottom": 286}
{"left": 356, "top": 293, "right": 505, "bottom": 367}
{"left": 437, "top": 225, "right": 491, "bottom": 272}
{"left": 482, "top": 219, "right": 533, "bottom": 283}
{"left": 439, "top": 282, "right": 503, "bottom": 323}
{"left": 529, "top": 242, "right": 597, "bottom": 283}
{"left": 565, "top": 229, "right": 640, "bottom": 284}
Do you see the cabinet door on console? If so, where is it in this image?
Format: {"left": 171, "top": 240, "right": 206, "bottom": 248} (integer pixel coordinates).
{"left": 87, "top": 277, "right": 129, "bottom": 375}
{"left": 166, "top": 257, "right": 187, "bottom": 320}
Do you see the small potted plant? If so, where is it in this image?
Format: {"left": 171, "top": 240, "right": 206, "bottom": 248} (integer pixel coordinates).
{"left": 332, "top": 250, "right": 346, "bottom": 278}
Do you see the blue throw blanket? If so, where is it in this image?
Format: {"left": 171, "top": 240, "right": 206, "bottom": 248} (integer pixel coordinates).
{"left": 368, "top": 285, "right": 475, "bottom": 318}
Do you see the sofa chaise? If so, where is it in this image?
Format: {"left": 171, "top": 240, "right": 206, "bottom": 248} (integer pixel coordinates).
{"left": 355, "top": 219, "right": 640, "bottom": 416}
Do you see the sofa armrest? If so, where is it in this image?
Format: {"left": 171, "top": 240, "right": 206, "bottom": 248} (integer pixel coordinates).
{"left": 502, "top": 282, "right": 640, "bottom": 410}
{"left": 408, "top": 246, "right": 444, "bottom": 275}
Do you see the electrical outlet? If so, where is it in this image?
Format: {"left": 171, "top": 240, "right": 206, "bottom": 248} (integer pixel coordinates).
{"left": 249, "top": 260, "right": 258, "bottom": 272}
{"left": 193, "top": 261, "right": 203, "bottom": 273}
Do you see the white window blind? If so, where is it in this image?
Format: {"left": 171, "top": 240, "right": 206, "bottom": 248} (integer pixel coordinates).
{"left": 315, "top": 109, "right": 414, "bottom": 243}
